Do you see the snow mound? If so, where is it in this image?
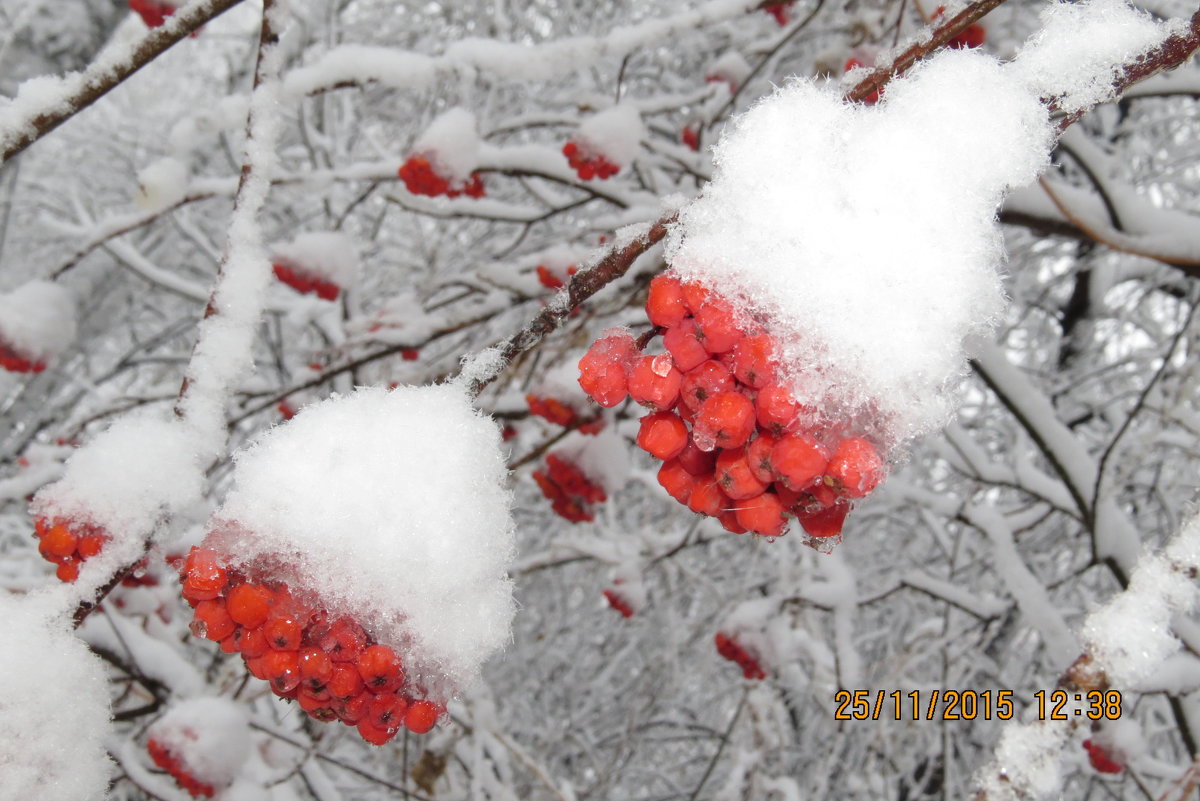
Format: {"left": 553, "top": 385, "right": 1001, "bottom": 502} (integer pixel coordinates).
{"left": 135, "top": 157, "right": 190, "bottom": 211}
{"left": 272, "top": 231, "right": 360, "bottom": 286}
{"left": 34, "top": 413, "right": 205, "bottom": 560}
{"left": 213, "top": 384, "right": 516, "bottom": 693}
{"left": 147, "top": 697, "right": 249, "bottom": 790}
{"left": 666, "top": 50, "right": 1054, "bottom": 447}
{"left": 413, "top": 108, "right": 481, "bottom": 182}
{"left": 0, "top": 280, "right": 77, "bottom": 361}
{"left": 576, "top": 104, "right": 643, "bottom": 166}
{"left": 0, "top": 593, "right": 112, "bottom": 801}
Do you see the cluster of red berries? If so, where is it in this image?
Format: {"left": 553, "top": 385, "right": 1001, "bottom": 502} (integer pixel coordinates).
{"left": 180, "top": 547, "right": 443, "bottom": 745}
{"left": 129, "top": 0, "right": 176, "bottom": 28}
{"left": 532, "top": 453, "right": 607, "bottom": 523}
{"left": 714, "top": 632, "right": 766, "bottom": 680}
{"left": 0, "top": 340, "right": 45, "bottom": 374}
{"left": 763, "top": 1, "right": 796, "bottom": 26}
{"left": 398, "top": 155, "right": 486, "bottom": 199}
{"left": 602, "top": 590, "right": 634, "bottom": 617}
{"left": 578, "top": 274, "right": 885, "bottom": 540}
{"left": 147, "top": 737, "right": 216, "bottom": 798}
{"left": 932, "top": 6, "right": 986, "bottom": 49}
{"left": 526, "top": 394, "right": 604, "bottom": 434}
{"left": 272, "top": 260, "right": 341, "bottom": 301}
{"left": 562, "top": 141, "right": 620, "bottom": 181}
{"left": 1083, "top": 739, "right": 1123, "bottom": 774}
{"left": 33, "top": 516, "right": 108, "bottom": 583}
{"left": 536, "top": 263, "right": 578, "bottom": 290}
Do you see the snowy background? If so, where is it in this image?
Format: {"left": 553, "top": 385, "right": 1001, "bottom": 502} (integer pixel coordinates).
{"left": 2, "top": 0, "right": 1200, "bottom": 799}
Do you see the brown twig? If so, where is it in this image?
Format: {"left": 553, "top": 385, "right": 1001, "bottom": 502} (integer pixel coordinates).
{"left": 0, "top": 0, "right": 247, "bottom": 165}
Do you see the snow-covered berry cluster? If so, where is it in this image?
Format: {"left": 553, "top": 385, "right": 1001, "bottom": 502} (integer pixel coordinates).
{"left": 398, "top": 155, "right": 486, "bottom": 199}
{"left": 578, "top": 273, "right": 886, "bottom": 540}
{"left": 0, "top": 341, "right": 45, "bottom": 374}
{"left": 562, "top": 141, "right": 620, "bottom": 181}
{"left": 147, "top": 737, "right": 217, "bottom": 798}
{"left": 180, "top": 546, "right": 443, "bottom": 745}
{"left": 129, "top": 0, "right": 177, "bottom": 28}
{"left": 536, "top": 263, "right": 578, "bottom": 290}
{"left": 33, "top": 516, "right": 108, "bottom": 583}
{"left": 272, "top": 259, "right": 341, "bottom": 301}
{"left": 714, "top": 631, "right": 766, "bottom": 680}
{"left": 533, "top": 453, "right": 607, "bottom": 523}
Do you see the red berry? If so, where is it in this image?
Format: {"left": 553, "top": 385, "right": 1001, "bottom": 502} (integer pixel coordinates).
{"left": 603, "top": 588, "right": 635, "bottom": 617}
{"left": 316, "top": 617, "right": 367, "bottom": 662}
{"left": 38, "top": 521, "right": 77, "bottom": 560}
{"left": 578, "top": 332, "right": 637, "bottom": 408}
{"left": 756, "top": 384, "right": 802, "bottom": 436}
{"left": 226, "top": 583, "right": 273, "bottom": 629}
{"left": 680, "top": 360, "right": 736, "bottom": 412}
{"left": 646, "top": 274, "right": 688, "bottom": 328}
{"left": 745, "top": 433, "right": 778, "bottom": 484}
{"left": 694, "top": 298, "right": 744, "bottom": 354}
{"left": 405, "top": 700, "right": 442, "bottom": 734}
{"left": 77, "top": 532, "right": 107, "bottom": 558}
{"left": 1083, "top": 739, "right": 1123, "bottom": 774}
{"left": 358, "top": 644, "right": 405, "bottom": 693}
{"left": 627, "top": 354, "right": 682, "bottom": 411}
{"left": 299, "top": 647, "right": 334, "bottom": 691}
{"left": 681, "top": 126, "right": 700, "bottom": 151}
{"left": 826, "top": 437, "right": 884, "bottom": 498}
{"left": 298, "top": 689, "right": 338, "bottom": 722}
{"left": 234, "top": 627, "right": 269, "bottom": 659}
{"left": 715, "top": 447, "right": 768, "bottom": 500}
{"left": 264, "top": 614, "right": 303, "bottom": 651}
{"left": 335, "top": 693, "right": 371, "bottom": 725}
{"left": 795, "top": 502, "right": 850, "bottom": 538}
{"left": 730, "top": 333, "right": 776, "bottom": 388}
{"left": 637, "top": 411, "right": 689, "bottom": 460}
{"left": 181, "top": 547, "right": 229, "bottom": 603}
{"left": 693, "top": 391, "right": 756, "bottom": 451}
{"left": 770, "top": 433, "right": 827, "bottom": 491}
{"left": 327, "top": 664, "right": 365, "bottom": 698}
{"left": 357, "top": 718, "right": 396, "bottom": 746}
{"left": 263, "top": 649, "right": 302, "bottom": 694}
{"left": 663, "top": 319, "right": 710, "bottom": 373}
{"left": 191, "top": 599, "right": 236, "bottom": 642}
{"left": 368, "top": 693, "right": 409, "bottom": 732}
{"left": 734, "top": 492, "right": 787, "bottom": 537}
{"left": 676, "top": 439, "right": 718, "bottom": 476}
{"left": 719, "top": 510, "right": 748, "bottom": 534}
{"left": 657, "top": 459, "right": 696, "bottom": 505}
{"left": 56, "top": 560, "right": 80, "bottom": 583}
{"left": 687, "top": 474, "right": 727, "bottom": 517}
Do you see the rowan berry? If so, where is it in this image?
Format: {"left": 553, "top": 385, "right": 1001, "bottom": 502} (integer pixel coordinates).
{"left": 676, "top": 439, "right": 718, "bottom": 476}
{"left": 756, "top": 384, "right": 802, "bottom": 436}
{"left": 1083, "top": 739, "right": 1123, "bottom": 774}
{"left": 745, "top": 433, "right": 778, "bottom": 484}
{"left": 56, "top": 561, "right": 80, "bottom": 583}
{"left": 327, "top": 664, "right": 365, "bottom": 699}
{"left": 826, "top": 437, "right": 884, "bottom": 498}
{"left": 299, "top": 647, "right": 334, "bottom": 691}
{"left": 734, "top": 492, "right": 787, "bottom": 537}
{"left": 637, "top": 411, "right": 689, "bottom": 460}
{"left": 358, "top": 644, "right": 405, "bottom": 694}
{"left": 264, "top": 614, "right": 303, "bottom": 651}
{"left": 38, "top": 522, "right": 77, "bottom": 560}
{"left": 263, "top": 650, "right": 301, "bottom": 694}
{"left": 578, "top": 331, "right": 637, "bottom": 407}
{"left": 693, "top": 391, "right": 755, "bottom": 451}
{"left": 795, "top": 502, "right": 850, "bottom": 538}
{"left": 663, "top": 319, "right": 710, "bottom": 373}
{"left": 603, "top": 588, "right": 635, "bottom": 617}
{"left": 646, "top": 274, "right": 688, "bottom": 328}
{"left": 181, "top": 547, "right": 229, "bottom": 603}
{"left": 715, "top": 447, "right": 767, "bottom": 500}
{"left": 191, "top": 600, "right": 236, "bottom": 642}
{"left": 687, "top": 474, "right": 727, "bottom": 517}
{"left": 405, "top": 700, "right": 442, "bottom": 734}
{"left": 627, "top": 354, "right": 682, "bottom": 411}
{"left": 657, "top": 459, "right": 696, "bottom": 505}
{"left": 357, "top": 718, "right": 395, "bottom": 746}
{"left": 770, "top": 433, "right": 827, "bottom": 491}
{"left": 298, "top": 689, "right": 338, "bottom": 722}
{"left": 226, "top": 583, "right": 273, "bottom": 629}
{"left": 681, "top": 360, "right": 736, "bottom": 412}
{"left": 730, "top": 333, "right": 777, "bottom": 388}
{"left": 694, "top": 298, "right": 743, "bottom": 354}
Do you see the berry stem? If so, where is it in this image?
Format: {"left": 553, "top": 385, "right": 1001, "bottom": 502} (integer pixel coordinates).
{"left": 461, "top": 215, "right": 676, "bottom": 398}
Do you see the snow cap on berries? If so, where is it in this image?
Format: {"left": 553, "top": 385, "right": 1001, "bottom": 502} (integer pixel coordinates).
{"left": 272, "top": 231, "right": 360, "bottom": 288}
{"left": 575, "top": 104, "right": 643, "bottom": 167}
{"left": 666, "top": 48, "right": 1055, "bottom": 447}
{"left": 33, "top": 413, "right": 205, "bottom": 566}
{"left": 0, "top": 280, "right": 77, "bottom": 362}
{"left": 147, "top": 697, "right": 250, "bottom": 791}
{"left": 214, "top": 384, "right": 516, "bottom": 693}
{"left": 412, "top": 107, "right": 481, "bottom": 183}
{"left": 0, "top": 593, "right": 112, "bottom": 801}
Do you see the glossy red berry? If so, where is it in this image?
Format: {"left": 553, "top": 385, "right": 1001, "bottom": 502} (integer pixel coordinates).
{"left": 657, "top": 459, "right": 696, "bottom": 505}
{"left": 1083, "top": 739, "right": 1123, "bottom": 774}
{"left": 770, "top": 433, "right": 827, "bottom": 491}
{"left": 226, "top": 583, "right": 273, "bottom": 629}
{"left": 405, "top": 700, "right": 442, "bottom": 734}
{"left": 191, "top": 599, "right": 236, "bottom": 642}
{"left": 578, "top": 331, "right": 637, "bottom": 407}
{"left": 734, "top": 492, "right": 787, "bottom": 537}
{"left": 715, "top": 447, "right": 768, "bottom": 501}
{"left": 795, "top": 502, "right": 850, "bottom": 538}
{"left": 693, "top": 391, "right": 756, "bottom": 451}
{"left": 358, "top": 645, "right": 405, "bottom": 694}
{"left": 663, "top": 319, "right": 710, "bottom": 373}
{"left": 637, "top": 411, "right": 689, "bottom": 460}
{"left": 646, "top": 274, "right": 688, "bottom": 328}
{"left": 681, "top": 360, "right": 736, "bottom": 412}
{"left": 627, "top": 354, "right": 682, "bottom": 411}
{"left": 826, "top": 437, "right": 884, "bottom": 498}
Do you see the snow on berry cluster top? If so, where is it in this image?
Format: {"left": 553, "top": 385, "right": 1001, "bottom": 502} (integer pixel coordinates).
{"left": 411, "top": 108, "right": 481, "bottom": 183}
{"left": 0, "top": 280, "right": 77, "bottom": 361}
{"left": 574, "top": 104, "right": 643, "bottom": 167}
{"left": 665, "top": 0, "right": 1173, "bottom": 450}
{"left": 0, "top": 592, "right": 112, "bottom": 801}
{"left": 212, "top": 384, "right": 516, "bottom": 693}
{"left": 147, "top": 697, "right": 250, "bottom": 790}
{"left": 272, "top": 231, "right": 360, "bottom": 287}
